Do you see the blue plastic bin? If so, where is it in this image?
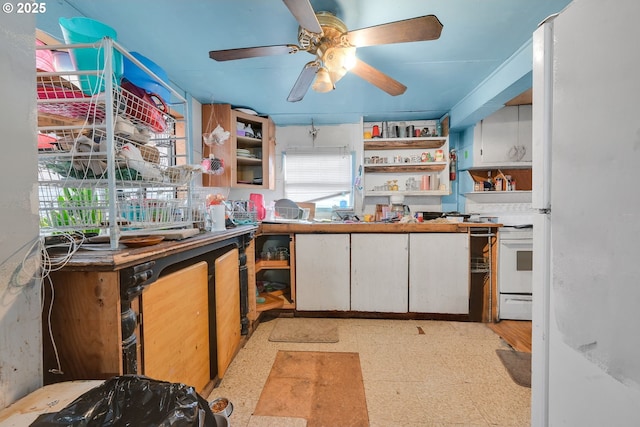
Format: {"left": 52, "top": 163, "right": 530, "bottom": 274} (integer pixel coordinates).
{"left": 123, "top": 52, "right": 171, "bottom": 103}
{"left": 59, "top": 17, "right": 123, "bottom": 95}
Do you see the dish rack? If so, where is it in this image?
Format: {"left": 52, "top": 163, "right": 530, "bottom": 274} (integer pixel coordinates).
{"left": 227, "top": 200, "right": 258, "bottom": 225}
{"left": 36, "top": 39, "right": 195, "bottom": 248}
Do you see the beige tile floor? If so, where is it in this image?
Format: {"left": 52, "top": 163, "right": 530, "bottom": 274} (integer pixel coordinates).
{"left": 207, "top": 317, "right": 531, "bottom": 427}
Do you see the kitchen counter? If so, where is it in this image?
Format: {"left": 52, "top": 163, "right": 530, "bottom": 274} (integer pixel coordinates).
{"left": 47, "top": 225, "right": 258, "bottom": 271}
{"left": 41, "top": 225, "right": 258, "bottom": 393}
{"left": 260, "top": 221, "right": 501, "bottom": 234}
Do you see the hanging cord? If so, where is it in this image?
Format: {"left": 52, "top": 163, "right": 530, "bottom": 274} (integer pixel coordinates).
{"left": 203, "top": 99, "right": 229, "bottom": 146}
{"left": 31, "top": 233, "right": 87, "bottom": 375}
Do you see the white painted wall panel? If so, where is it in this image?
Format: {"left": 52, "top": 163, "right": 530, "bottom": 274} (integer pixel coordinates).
{"left": 0, "top": 12, "right": 42, "bottom": 409}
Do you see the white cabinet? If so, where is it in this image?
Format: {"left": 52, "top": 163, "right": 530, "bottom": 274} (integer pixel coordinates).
{"left": 409, "top": 233, "right": 470, "bottom": 314}
{"left": 295, "top": 234, "right": 350, "bottom": 311}
{"left": 351, "top": 234, "right": 408, "bottom": 313}
{"left": 473, "top": 105, "right": 532, "bottom": 167}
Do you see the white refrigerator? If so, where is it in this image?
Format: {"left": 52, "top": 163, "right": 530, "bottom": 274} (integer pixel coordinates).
{"left": 531, "top": 1, "right": 640, "bottom": 426}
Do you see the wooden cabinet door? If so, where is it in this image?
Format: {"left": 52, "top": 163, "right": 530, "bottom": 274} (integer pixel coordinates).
{"left": 351, "top": 234, "right": 408, "bottom": 313}
{"left": 214, "top": 248, "right": 240, "bottom": 379}
{"left": 142, "top": 261, "right": 210, "bottom": 392}
{"left": 409, "top": 233, "right": 470, "bottom": 314}
{"left": 295, "top": 234, "right": 350, "bottom": 311}
{"left": 202, "top": 103, "right": 233, "bottom": 187}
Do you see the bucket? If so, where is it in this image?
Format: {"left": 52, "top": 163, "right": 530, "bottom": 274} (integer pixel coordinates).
{"left": 123, "top": 52, "right": 170, "bottom": 103}
{"left": 59, "top": 17, "right": 123, "bottom": 95}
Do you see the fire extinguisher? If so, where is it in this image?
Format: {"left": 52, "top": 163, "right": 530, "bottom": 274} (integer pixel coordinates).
{"left": 449, "top": 149, "right": 457, "bottom": 181}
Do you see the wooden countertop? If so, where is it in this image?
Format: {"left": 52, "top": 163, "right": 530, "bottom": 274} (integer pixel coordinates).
{"left": 45, "top": 222, "right": 498, "bottom": 270}
{"left": 46, "top": 225, "right": 258, "bottom": 271}
{"left": 259, "top": 221, "right": 501, "bottom": 234}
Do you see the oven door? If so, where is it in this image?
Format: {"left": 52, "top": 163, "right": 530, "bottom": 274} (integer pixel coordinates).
{"left": 498, "top": 239, "right": 533, "bottom": 294}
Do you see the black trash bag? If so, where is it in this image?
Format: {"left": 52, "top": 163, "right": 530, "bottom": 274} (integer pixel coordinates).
{"left": 30, "top": 375, "right": 216, "bottom": 426}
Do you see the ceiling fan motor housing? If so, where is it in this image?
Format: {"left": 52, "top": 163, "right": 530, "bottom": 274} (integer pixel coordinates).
{"left": 298, "top": 11, "right": 351, "bottom": 55}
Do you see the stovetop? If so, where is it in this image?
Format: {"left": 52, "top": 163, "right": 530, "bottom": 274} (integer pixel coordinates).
{"left": 468, "top": 202, "right": 533, "bottom": 228}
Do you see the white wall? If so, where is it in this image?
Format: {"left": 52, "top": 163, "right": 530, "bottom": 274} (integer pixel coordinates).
{"left": 0, "top": 13, "right": 42, "bottom": 408}
{"left": 228, "top": 122, "right": 362, "bottom": 217}
{"left": 227, "top": 122, "right": 443, "bottom": 217}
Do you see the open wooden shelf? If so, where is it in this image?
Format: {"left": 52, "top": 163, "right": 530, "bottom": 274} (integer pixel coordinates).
{"left": 364, "top": 162, "right": 446, "bottom": 173}
{"left": 364, "top": 138, "right": 446, "bottom": 150}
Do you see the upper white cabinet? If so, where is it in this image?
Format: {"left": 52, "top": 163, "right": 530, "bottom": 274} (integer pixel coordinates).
{"left": 472, "top": 105, "right": 532, "bottom": 167}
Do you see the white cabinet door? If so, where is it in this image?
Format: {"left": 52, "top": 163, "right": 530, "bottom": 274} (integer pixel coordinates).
{"left": 478, "top": 106, "right": 519, "bottom": 164}
{"left": 474, "top": 105, "right": 532, "bottom": 165}
{"left": 295, "top": 234, "right": 350, "bottom": 311}
{"left": 517, "top": 104, "right": 532, "bottom": 162}
{"left": 351, "top": 234, "right": 408, "bottom": 313}
{"left": 409, "top": 233, "right": 470, "bottom": 314}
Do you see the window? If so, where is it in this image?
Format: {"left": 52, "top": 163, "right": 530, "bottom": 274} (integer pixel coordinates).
{"left": 283, "top": 148, "right": 353, "bottom": 209}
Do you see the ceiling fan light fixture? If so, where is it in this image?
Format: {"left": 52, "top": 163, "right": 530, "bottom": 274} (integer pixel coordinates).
{"left": 312, "top": 67, "right": 334, "bottom": 93}
{"left": 323, "top": 46, "right": 356, "bottom": 73}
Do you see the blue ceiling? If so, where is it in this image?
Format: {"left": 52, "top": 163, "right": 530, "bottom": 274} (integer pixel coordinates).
{"left": 36, "top": 0, "right": 571, "bottom": 126}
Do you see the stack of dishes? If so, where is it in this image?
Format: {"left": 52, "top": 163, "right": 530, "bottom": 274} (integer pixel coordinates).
{"left": 237, "top": 148, "right": 254, "bottom": 158}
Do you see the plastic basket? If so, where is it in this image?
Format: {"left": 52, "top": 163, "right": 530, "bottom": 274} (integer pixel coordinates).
{"left": 59, "top": 17, "right": 123, "bottom": 95}
{"left": 123, "top": 52, "right": 170, "bottom": 104}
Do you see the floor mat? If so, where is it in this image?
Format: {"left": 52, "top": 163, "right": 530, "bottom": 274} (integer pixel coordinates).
{"left": 253, "top": 351, "right": 369, "bottom": 427}
{"left": 268, "top": 318, "right": 338, "bottom": 343}
{"left": 496, "top": 349, "right": 531, "bottom": 388}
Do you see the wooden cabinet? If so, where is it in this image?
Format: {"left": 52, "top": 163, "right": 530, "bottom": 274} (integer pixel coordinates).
{"left": 43, "top": 262, "right": 212, "bottom": 391}
{"left": 409, "top": 233, "right": 470, "bottom": 314}
{"left": 202, "top": 104, "right": 275, "bottom": 189}
{"left": 214, "top": 249, "right": 240, "bottom": 379}
{"left": 254, "top": 233, "right": 296, "bottom": 311}
{"left": 41, "top": 230, "right": 256, "bottom": 393}
{"left": 468, "top": 227, "right": 499, "bottom": 322}
{"left": 472, "top": 105, "right": 532, "bottom": 166}
{"left": 141, "top": 262, "right": 210, "bottom": 390}
{"left": 351, "top": 234, "right": 409, "bottom": 312}
{"left": 295, "top": 234, "right": 350, "bottom": 311}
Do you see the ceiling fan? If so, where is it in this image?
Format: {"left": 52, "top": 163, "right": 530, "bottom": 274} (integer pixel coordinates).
{"left": 209, "top": 0, "right": 443, "bottom": 102}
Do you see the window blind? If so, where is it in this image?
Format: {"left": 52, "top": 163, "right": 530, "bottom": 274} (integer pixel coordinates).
{"left": 284, "top": 148, "right": 353, "bottom": 208}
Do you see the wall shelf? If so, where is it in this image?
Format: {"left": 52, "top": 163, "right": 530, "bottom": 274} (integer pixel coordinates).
{"left": 364, "top": 162, "right": 446, "bottom": 173}
{"left": 365, "top": 190, "right": 449, "bottom": 197}
{"left": 464, "top": 190, "right": 532, "bottom": 203}
{"left": 363, "top": 138, "right": 446, "bottom": 150}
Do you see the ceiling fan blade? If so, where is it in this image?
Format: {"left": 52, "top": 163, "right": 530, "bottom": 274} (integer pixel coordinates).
{"left": 347, "top": 15, "right": 443, "bottom": 47}
{"left": 209, "top": 44, "right": 300, "bottom": 61}
{"left": 282, "top": 0, "right": 322, "bottom": 34}
{"left": 287, "top": 61, "right": 320, "bottom": 102}
{"left": 350, "top": 58, "right": 407, "bottom": 96}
